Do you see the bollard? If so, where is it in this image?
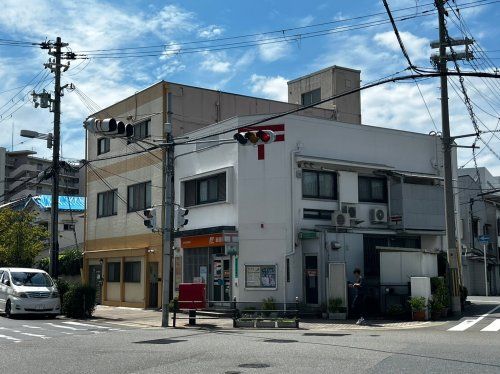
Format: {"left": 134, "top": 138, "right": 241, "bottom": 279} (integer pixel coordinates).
{"left": 232, "top": 296, "right": 237, "bottom": 328}
{"left": 295, "top": 296, "right": 300, "bottom": 328}
{"left": 188, "top": 309, "right": 196, "bottom": 325}
{"left": 173, "top": 299, "right": 178, "bottom": 328}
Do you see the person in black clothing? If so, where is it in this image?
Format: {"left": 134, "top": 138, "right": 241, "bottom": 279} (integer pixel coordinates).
{"left": 349, "top": 267, "right": 365, "bottom": 325}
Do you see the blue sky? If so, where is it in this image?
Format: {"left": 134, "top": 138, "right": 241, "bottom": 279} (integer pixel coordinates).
{"left": 0, "top": 0, "right": 499, "bottom": 174}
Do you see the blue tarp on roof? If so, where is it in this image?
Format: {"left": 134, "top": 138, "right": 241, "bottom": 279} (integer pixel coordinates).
{"left": 32, "top": 195, "right": 85, "bottom": 211}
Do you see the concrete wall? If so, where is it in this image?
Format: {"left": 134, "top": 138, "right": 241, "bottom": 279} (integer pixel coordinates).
{"left": 287, "top": 66, "right": 361, "bottom": 124}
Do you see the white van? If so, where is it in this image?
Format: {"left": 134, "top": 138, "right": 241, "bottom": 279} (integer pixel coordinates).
{"left": 0, "top": 268, "right": 61, "bottom": 318}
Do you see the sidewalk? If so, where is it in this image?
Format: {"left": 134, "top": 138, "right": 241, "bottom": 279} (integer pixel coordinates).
{"left": 91, "top": 305, "right": 444, "bottom": 331}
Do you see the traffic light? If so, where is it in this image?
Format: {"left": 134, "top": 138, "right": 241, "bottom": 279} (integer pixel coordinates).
{"left": 83, "top": 117, "right": 134, "bottom": 139}
{"left": 233, "top": 130, "right": 276, "bottom": 146}
{"left": 175, "top": 207, "right": 189, "bottom": 230}
{"left": 143, "top": 208, "right": 157, "bottom": 231}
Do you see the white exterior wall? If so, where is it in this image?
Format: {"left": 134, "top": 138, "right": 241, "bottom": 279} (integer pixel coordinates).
{"left": 175, "top": 114, "right": 450, "bottom": 304}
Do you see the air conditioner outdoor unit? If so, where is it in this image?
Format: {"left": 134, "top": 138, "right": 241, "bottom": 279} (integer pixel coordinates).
{"left": 370, "top": 207, "right": 387, "bottom": 223}
{"left": 341, "top": 204, "right": 357, "bottom": 219}
{"left": 332, "top": 212, "right": 351, "bottom": 227}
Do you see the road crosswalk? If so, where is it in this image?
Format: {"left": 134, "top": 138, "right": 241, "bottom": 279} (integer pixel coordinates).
{"left": 0, "top": 320, "right": 127, "bottom": 344}
{"left": 447, "top": 304, "right": 500, "bottom": 332}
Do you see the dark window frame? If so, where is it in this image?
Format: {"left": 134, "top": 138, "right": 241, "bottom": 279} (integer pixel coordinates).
{"left": 301, "top": 88, "right": 321, "bottom": 106}
{"left": 184, "top": 172, "right": 226, "bottom": 207}
{"left": 124, "top": 261, "right": 141, "bottom": 283}
{"left": 127, "top": 181, "right": 151, "bottom": 213}
{"left": 107, "top": 262, "right": 120, "bottom": 282}
{"left": 97, "top": 190, "right": 118, "bottom": 218}
{"left": 132, "top": 119, "right": 151, "bottom": 141}
{"left": 97, "top": 137, "right": 110, "bottom": 155}
{"left": 303, "top": 209, "right": 335, "bottom": 220}
{"left": 358, "top": 176, "right": 388, "bottom": 203}
{"left": 302, "top": 170, "right": 338, "bottom": 200}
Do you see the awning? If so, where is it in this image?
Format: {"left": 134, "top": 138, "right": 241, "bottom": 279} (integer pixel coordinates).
{"left": 296, "top": 155, "right": 394, "bottom": 172}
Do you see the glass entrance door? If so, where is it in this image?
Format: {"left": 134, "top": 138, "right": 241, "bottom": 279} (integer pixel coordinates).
{"left": 304, "top": 255, "right": 319, "bottom": 305}
{"left": 212, "top": 255, "right": 231, "bottom": 302}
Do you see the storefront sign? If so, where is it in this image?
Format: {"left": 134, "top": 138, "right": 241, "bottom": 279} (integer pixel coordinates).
{"left": 181, "top": 233, "right": 225, "bottom": 249}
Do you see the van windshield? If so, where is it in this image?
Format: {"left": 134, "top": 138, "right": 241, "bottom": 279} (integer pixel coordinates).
{"left": 10, "top": 272, "right": 53, "bottom": 287}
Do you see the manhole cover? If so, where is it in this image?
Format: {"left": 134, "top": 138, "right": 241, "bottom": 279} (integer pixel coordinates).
{"left": 134, "top": 339, "right": 186, "bottom": 345}
{"left": 225, "top": 371, "right": 241, "bottom": 374}
{"left": 303, "top": 333, "right": 350, "bottom": 337}
{"left": 238, "top": 363, "right": 271, "bottom": 369}
{"left": 369, "top": 334, "right": 380, "bottom": 337}
{"left": 263, "top": 339, "right": 298, "bottom": 343}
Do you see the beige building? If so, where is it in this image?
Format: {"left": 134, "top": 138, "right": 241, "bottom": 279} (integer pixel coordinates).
{"left": 84, "top": 67, "right": 361, "bottom": 308}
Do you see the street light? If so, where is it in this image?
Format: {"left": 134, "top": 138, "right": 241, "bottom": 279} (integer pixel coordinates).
{"left": 20, "top": 130, "right": 53, "bottom": 149}
{"left": 20, "top": 128, "right": 58, "bottom": 278}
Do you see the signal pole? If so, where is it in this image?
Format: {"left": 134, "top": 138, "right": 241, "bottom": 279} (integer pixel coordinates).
{"left": 161, "top": 92, "right": 175, "bottom": 327}
{"left": 434, "top": 1, "right": 467, "bottom": 314}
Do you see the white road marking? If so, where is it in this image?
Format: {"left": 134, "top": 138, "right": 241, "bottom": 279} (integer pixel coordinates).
{"left": 63, "top": 321, "right": 113, "bottom": 330}
{"left": 481, "top": 319, "right": 500, "bottom": 332}
{"left": 20, "top": 332, "right": 50, "bottom": 339}
{"left": 448, "top": 305, "right": 500, "bottom": 331}
{"left": 22, "top": 325, "right": 43, "bottom": 329}
{"left": 46, "top": 323, "right": 86, "bottom": 331}
{"left": 0, "top": 334, "right": 21, "bottom": 343}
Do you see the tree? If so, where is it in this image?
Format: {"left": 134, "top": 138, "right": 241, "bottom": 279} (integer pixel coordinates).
{"left": 0, "top": 208, "right": 48, "bottom": 268}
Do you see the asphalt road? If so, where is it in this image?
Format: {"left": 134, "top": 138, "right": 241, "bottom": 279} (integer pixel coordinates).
{"left": 0, "top": 301, "right": 499, "bottom": 374}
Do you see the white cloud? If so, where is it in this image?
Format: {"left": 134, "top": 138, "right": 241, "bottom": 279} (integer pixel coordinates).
{"left": 200, "top": 52, "right": 231, "bottom": 73}
{"left": 249, "top": 74, "right": 288, "bottom": 102}
{"left": 298, "top": 15, "right": 314, "bottom": 27}
{"left": 373, "top": 31, "right": 430, "bottom": 63}
{"left": 198, "top": 25, "right": 224, "bottom": 39}
{"left": 258, "top": 38, "right": 291, "bottom": 62}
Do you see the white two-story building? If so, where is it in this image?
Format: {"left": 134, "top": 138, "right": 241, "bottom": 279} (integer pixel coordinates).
{"left": 173, "top": 114, "right": 458, "bottom": 313}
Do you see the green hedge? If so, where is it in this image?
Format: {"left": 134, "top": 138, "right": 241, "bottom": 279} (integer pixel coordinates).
{"left": 36, "top": 248, "right": 82, "bottom": 276}
{"left": 62, "top": 284, "right": 96, "bottom": 319}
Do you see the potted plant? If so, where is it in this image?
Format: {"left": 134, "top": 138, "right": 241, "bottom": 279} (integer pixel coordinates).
{"left": 261, "top": 297, "right": 276, "bottom": 317}
{"left": 320, "top": 302, "right": 328, "bottom": 319}
{"left": 428, "top": 297, "right": 443, "bottom": 320}
{"left": 408, "top": 296, "right": 427, "bottom": 321}
{"left": 277, "top": 318, "right": 297, "bottom": 328}
{"left": 328, "top": 297, "right": 346, "bottom": 320}
{"left": 236, "top": 318, "right": 255, "bottom": 328}
{"left": 256, "top": 319, "right": 276, "bottom": 328}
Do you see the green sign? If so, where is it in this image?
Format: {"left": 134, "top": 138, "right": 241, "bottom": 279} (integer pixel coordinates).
{"left": 299, "top": 231, "right": 318, "bottom": 240}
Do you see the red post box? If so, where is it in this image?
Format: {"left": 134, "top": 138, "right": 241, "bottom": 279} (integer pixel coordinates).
{"left": 178, "top": 283, "right": 206, "bottom": 309}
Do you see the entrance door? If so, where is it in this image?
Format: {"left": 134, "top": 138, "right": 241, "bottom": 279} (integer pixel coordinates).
{"left": 148, "top": 262, "right": 159, "bottom": 308}
{"left": 305, "top": 255, "right": 319, "bottom": 304}
{"left": 212, "top": 256, "right": 231, "bottom": 302}
{"left": 89, "top": 265, "right": 102, "bottom": 304}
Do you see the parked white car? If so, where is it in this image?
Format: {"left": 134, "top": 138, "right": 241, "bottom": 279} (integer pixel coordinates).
{"left": 0, "top": 268, "right": 61, "bottom": 318}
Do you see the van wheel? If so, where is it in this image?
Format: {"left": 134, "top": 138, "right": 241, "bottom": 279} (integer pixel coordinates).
{"left": 5, "top": 300, "right": 12, "bottom": 318}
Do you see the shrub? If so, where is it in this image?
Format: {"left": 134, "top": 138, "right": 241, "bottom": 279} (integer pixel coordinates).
{"left": 262, "top": 297, "right": 276, "bottom": 317}
{"left": 408, "top": 296, "right": 427, "bottom": 312}
{"left": 36, "top": 257, "right": 50, "bottom": 273}
{"left": 328, "top": 297, "right": 343, "bottom": 313}
{"left": 62, "top": 284, "right": 96, "bottom": 319}
{"left": 58, "top": 249, "right": 82, "bottom": 276}
{"left": 55, "top": 278, "right": 70, "bottom": 305}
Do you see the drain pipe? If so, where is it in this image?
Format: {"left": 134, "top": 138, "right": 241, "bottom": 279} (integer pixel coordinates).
{"left": 284, "top": 143, "right": 303, "bottom": 310}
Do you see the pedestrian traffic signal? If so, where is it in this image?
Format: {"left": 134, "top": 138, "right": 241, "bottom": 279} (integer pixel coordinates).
{"left": 83, "top": 117, "right": 134, "bottom": 139}
{"left": 143, "top": 208, "right": 157, "bottom": 231}
{"left": 175, "top": 207, "right": 189, "bottom": 230}
{"left": 233, "top": 130, "right": 276, "bottom": 145}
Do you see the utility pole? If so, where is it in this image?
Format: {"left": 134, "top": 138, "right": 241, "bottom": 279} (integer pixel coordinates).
{"left": 161, "top": 92, "right": 174, "bottom": 327}
{"left": 435, "top": 0, "right": 463, "bottom": 314}
{"left": 33, "top": 37, "right": 73, "bottom": 278}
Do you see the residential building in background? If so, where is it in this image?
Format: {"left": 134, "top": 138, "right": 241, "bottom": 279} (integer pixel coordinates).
{"left": 0, "top": 194, "right": 85, "bottom": 255}
{"left": 459, "top": 167, "right": 500, "bottom": 295}
{"left": 172, "top": 114, "right": 453, "bottom": 314}
{"left": 0, "top": 147, "right": 85, "bottom": 203}
{"left": 83, "top": 66, "right": 360, "bottom": 308}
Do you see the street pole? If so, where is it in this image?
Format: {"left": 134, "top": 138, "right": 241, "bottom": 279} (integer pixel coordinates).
{"left": 436, "top": 0, "right": 461, "bottom": 314}
{"left": 161, "top": 92, "right": 174, "bottom": 327}
{"left": 483, "top": 242, "right": 488, "bottom": 296}
{"left": 49, "top": 37, "right": 64, "bottom": 279}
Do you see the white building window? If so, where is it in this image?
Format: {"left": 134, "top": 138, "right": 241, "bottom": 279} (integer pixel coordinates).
{"left": 302, "top": 170, "right": 337, "bottom": 200}
{"left": 127, "top": 181, "right": 151, "bottom": 212}
{"left": 97, "top": 190, "right": 118, "bottom": 218}
{"left": 97, "top": 138, "right": 110, "bottom": 155}
{"left": 184, "top": 173, "right": 226, "bottom": 207}
{"left": 301, "top": 88, "right": 321, "bottom": 106}
{"left": 133, "top": 120, "right": 150, "bottom": 140}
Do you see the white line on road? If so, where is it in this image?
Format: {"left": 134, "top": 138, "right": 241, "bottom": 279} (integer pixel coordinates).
{"left": 481, "top": 319, "right": 500, "bottom": 332}
{"left": 0, "top": 334, "right": 21, "bottom": 343}
{"left": 448, "top": 305, "right": 500, "bottom": 331}
{"left": 63, "top": 321, "right": 114, "bottom": 330}
{"left": 45, "top": 323, "right": 86, "bottom": 331}
{"left": 20, "top": 332, "right": 50, "bottom": 339}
